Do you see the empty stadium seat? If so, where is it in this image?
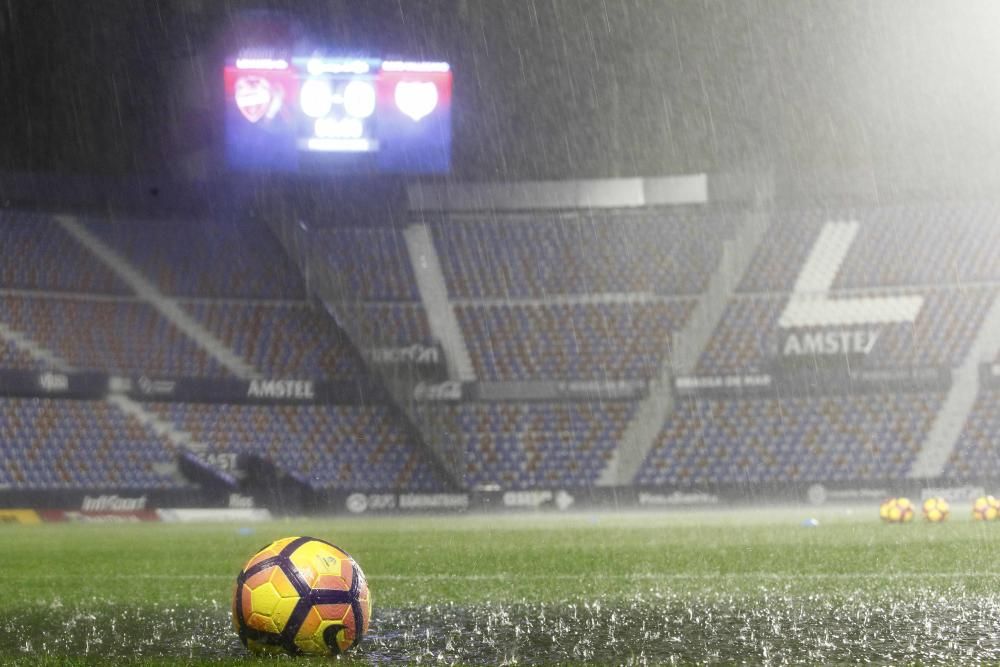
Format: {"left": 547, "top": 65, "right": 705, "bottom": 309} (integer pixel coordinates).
{"left": 458, "top": 301, "right": 694, "bottom": 381}
{"left": 741, "top": 203, "right": 1000, "bottom": 292}
{"left": 429, "top": 402, "right": 636, "bottom": 490}
{"left": 0, "top": 339, "right": 39, "bottom": 371}
{"left": 336, "top": 302, "right": 434, "bottom": 347}
{"left": 431, "top": 209, "right": 735, "bottom": 298}
{"left": 637, "top": 393, "right": 942, "bottom": 486}
{"left": 316, "top": 227, "right": 421, "bottom": 301}
{"left": 944, "top": 389, "right": 1000, "bottom": 480}
{"left": 0, "top": 211, "right": 128, "bottom": 294}
{"left": 0, "top": 296, "right": 226, "bottom": 376}
{"left": 147, "top": 402, "right": 444, "bottom": 491}
{"left": 0, "top": 398, "right": 182, "bottom": 489}
{"left": 183, "top": 301, "right": 366, "bottom": 379}
{"left": 85, "top": 218, "right": 306, "bottom": 299}
{"left": 697, "top": 289, "right": 994, "bottom": 373}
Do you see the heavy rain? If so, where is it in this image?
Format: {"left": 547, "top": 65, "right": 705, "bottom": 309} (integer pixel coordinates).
{"left": 2, "top": 1, "right": 1000, "bottom": 665}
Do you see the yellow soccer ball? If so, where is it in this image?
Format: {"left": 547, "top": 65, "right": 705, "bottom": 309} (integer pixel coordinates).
{"left": 233, "top": 536, "right": 371, "bottom": 656}
{"left": 972, "top": 495, "right": 999, "bottom": 521}
{"left": 879, "top": 498, "right": 893, "bottom": 522}
{"left": 922, "top": 497, "right": 950, "bottom": 523}
{"left": 881, "top": 497, "right": 915, "bottom": 524}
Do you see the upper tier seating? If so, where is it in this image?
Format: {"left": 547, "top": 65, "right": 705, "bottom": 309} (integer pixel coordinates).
{"left": 637, "top": 393, "right": 942, "bottom": 486}
{"left": 457, "top": 300, "right": 694, "bottom": 381}
{"left": 432, "top": 209, "right": 734, "bottom": 298}
{"left": 0, "top": 211, "right": 128, "bottom": 293}
{"left": 315, "top": 227, "right": 420, "bottom": 301}
{"left": 148, "top": 402, "right": 444, "bottom": 491}
{"left": 336, "top": 302, "right": 434, "bottom": 346}
{"left": 183, "top": 301, "right": 362, "bottom": 379}
{"left": 86, "top": 218, "right": 306, "bottom": 299}
{"left": 0, "top": 398, "right": 181, "bottom": 489}
{"left": 740, "top": 203, "right": 1000, "bottom": 293}
{"left": 0, "top": 296, "right": 226, "bottom": 376}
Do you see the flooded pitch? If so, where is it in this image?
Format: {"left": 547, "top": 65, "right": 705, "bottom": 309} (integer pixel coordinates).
{"left": 4, "top": 590, "right": 1000, "bottom": 664}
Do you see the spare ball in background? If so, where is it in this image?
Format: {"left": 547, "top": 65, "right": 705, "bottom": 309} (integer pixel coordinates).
{"left": 922, "top": 497, "right": 950, "bottom": 523}
{"left": 972, "top": 495, "right": 1000, "bottom": 521}
{"left": 879, "top": 498, "right": 893, "bottom": 522}
{"left": 232, "top": 536, "right": 371, "bottom": 656}
{"left": 880, "top": 497, "right": 915, "bottom": 524}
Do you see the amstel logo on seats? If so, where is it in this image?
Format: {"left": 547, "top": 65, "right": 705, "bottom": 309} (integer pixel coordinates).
{"left": 776, "top": 220, "right": 923, "bottom": 363}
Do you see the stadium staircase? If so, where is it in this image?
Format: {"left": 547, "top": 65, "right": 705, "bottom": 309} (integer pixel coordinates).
{"left": 671, "top": 211, "right": 771, "bottom": 373}
{"left": 597, "top": 360, "right": 676, "bottom": 486}
{"left": 55, "top": 215, "right": 261, "bottom": 379}
{"left": 602, "top": 210, "right": 772, "bottom": 485}
{"left": 106, "top": 394, "right": 208, "bottom": 456}
{"left": 0, "top": 316, "right": 195, "bottom": 485}
{"left": 909, "top": 291, "right": 1000, "bottom": 479}
{"left": 402, "top": 224, "right": 477, "bottom": 381}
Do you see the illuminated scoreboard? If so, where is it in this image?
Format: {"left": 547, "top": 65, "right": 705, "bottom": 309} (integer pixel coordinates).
{"left": 224, "top": 54, "right": 452, "bottom": 174}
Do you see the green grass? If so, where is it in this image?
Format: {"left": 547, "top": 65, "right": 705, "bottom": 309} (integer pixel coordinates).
{"left": 3, "top": 506, "right": 1000, "bottom": 664}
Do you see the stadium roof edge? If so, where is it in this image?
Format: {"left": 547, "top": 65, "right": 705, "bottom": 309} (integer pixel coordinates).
{"left": 406, "top": 174, "right": 714, "bottom": 213}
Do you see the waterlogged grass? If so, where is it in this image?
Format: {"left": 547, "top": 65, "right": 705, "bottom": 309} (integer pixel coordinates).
{"left": 3, "top": 507, "right": 1000, "bottom": 664}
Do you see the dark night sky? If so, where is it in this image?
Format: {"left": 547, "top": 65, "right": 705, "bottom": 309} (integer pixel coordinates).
{"left": 2, "top": 1, "right": 1000, "bottom": 191}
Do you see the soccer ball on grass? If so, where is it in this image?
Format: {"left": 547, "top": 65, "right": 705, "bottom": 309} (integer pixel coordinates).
{"left": 879, "top": 497, "right": 914, "bottom": 523}
{"left": 972, "top": 495, "right": 999, "bottom": 521}
{"left": 232, "top": 536, "right": 371, "bottom": 655}
{"left": 922, "top": 497, "right": 950, "bottom": 523}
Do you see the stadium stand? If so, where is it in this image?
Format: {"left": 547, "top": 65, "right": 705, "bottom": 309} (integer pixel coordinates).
{"left": 443, "top": 401, "right": 637, "bottom": 489}
{"left": 0, "top": 210, "right": 454, "bottom": 496}
{"left": 0, "top": 295, "right": 226, "bottom": 376}
{"left": 457, "top": 300, "right": 694, "bottom": 381}
{"left": 147, "top": 403, "right": 444, "bottom": 491}
{"left": 8, "top": 197, "right": 1000, "bottom": 499}
{"left": 431, "top": 209, "right": 734, "bottom": 298}
{"left": 694, "top": 296, "right": 781, "bottom": 374}
{"left": 183, "top": 301, "right": 363, "bottom": 379}
{"left": 740, "top": 203, "right": 1000, "bottom": 293}
{"left": 661, "top": 204, "right": 1000, "bottom": 489}
{"left": 315, "top": 227, "right": 421, "bottom": 301}
{"left": 0, "top": 338, "right": 39, "bottom": 370}
{"left": 0, "top": 212, "right": 128, "bottom": 294}
{"left": 0, "top": 397, "right": 181, "bottom": 489}
{"left": 637, "top": 393, "right": 943, "bottom": 486}
{"left": 338, "top": 302, "right": 434, "bottom": 346}
{"left": 85, "top": 218, "right": 306, "bottom": 299}
{"left": 944, "top": 390, "right": 1000, "bottom": 480}
{"left": 696, "top": 288, "right": 995, "bottom": 373}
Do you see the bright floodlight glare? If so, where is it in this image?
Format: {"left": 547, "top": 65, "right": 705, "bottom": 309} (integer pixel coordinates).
{"left": 343, "top": 80, "right": 376, "bottom": 119}
{"left": 299, "top": 78, "right": 334, "bottom": 118}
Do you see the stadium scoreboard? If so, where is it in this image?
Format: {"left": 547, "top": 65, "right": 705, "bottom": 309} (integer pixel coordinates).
{"left": 224, "top": 53, "right": 452, "bottom": 174}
